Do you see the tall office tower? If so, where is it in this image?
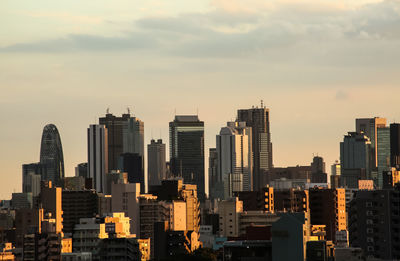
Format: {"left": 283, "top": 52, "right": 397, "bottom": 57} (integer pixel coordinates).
{"left": 309, "top": 188, "right": 347, "bottom": 242}
{"left": 40, "top": 124, "right": 65, "bottom": 186}
{"left": 123, "top": 117, "right": 144, "bottom": 156}
{"left": 75, "top": 163, "right": 88, "bottom": 178}
{"left": 377, "top": 127, "right": 390, "bottom": 188}
{"left": 217, "top": 122, "right": 252, "bottom": 199}
{"left": 148, "top": 139, "right": 166, "bottom": 187}
{"left": 340, "top": 132, "right": 371, "bottom": 188}
{"left": 390, "top": 123, "right": 400, "bottom": 168}
{"left": 99, "top": 112, "right": 131, "bottom": 172}
{"left": 356, "top": 117, "right": 387, "bottom": 167}
{"left": 349, "top": 185, "right": 400, "bottom": 260}
{"left": 22, "top": 163, "right": 45, "bottom": 196}
{"left": 169, "top": 115, "right": 205, "bottom": 201}
{"left": 209, "top": 148, "right": 223, "bottom": 200}
{"left": 237, "top": 104, "right": 272, "bottom": 191}
{"left": 88, "top": 124, "right": 108, "bottom": 193}
{"left": 119, "top": 153, "right": 144, "bottom": 192}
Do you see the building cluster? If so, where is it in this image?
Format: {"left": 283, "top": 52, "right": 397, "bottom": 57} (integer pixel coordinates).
{"left": 0, "top": 104, "right": 399, "bottom": 260}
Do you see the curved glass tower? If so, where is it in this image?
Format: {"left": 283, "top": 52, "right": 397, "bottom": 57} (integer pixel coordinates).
{"left": 40, "top": 124, "right": 65, "bottom": 186}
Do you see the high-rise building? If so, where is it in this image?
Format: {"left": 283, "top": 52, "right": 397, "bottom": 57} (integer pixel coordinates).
{"left": 237, "top": 104, "right": 272, "bottom": 190}
{"left": 40, "top": 182, "right": 63, "bottom": 234}
{"left": 123, "top": 117, "right": 144, "bottom": 157}
{"left": 274, "top": 188, "right": 309, "bottom": 213}
{"left": 235, "top": 187, "right": 274, "bottom": 212}
{"left": 377, "top": 126, "right": 391, "bottom": 188}
{"left": 390, "top": 123, "right": 400, "bottom": 169}
{"left": 119, "top": 153, "right": 145, "bottom": 192}
{"left": 340, "top": 132, "right": 371, "bottom": 188}
{"left": 309, "top": 188, "right": 346, "bottom": 242}
{"left": 40, "top": 124, "right": 65, "bottom": 186}
{"left": 331, "top": 160, "right": 341, "bottom": 189}
{"left": 218, "top": 197, "right": 243, "bottom": 238}
{"left": 147, "top": 139, "right": 166, "bottom": 187}
{"left": 169, "top": 115, "right": 205, "bottom": 201}
{"left": 356, "top": 117, "right": 387, "bottom": 168}
{"left": 208, "top": 148, "right": 223, "bottom": 200}
{"left": 217, "top": 122, "right": 252, "bottom": 199}
{"left": 88, "top": 124, "right": 108, "bottom": 193}
{"left": 99, "top": 112, "right": 131, "bottom": 172}
{"left": 22, "top": 163, "right": 43, "bottom": 197}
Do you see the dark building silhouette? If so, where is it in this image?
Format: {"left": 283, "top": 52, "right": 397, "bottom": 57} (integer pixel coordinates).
{"left": 75, "top": 163, "right": 88, "bottom": 178}
{"left": 147, "top": 139, "right": 166, "bottom": 187}
{"left": 62, "top": 190, "right": 99, "bottom": 234}
{"left": 119, "top": 153, "right": 144, "bottom": 192}
{"left": 237, "top": 104, "right": 273, "bottom": 190}
{"left": 235, "top": 187, "right": 274, "bottom": 212}
{"left": 99, "top": 113, "right": 131, "bottom": 172}
{"left": 169, "top": 115, "right": 205, "bottom": 201}
{"left": 390, "top": 123, "right": 400, "bottom": 169}
{"left": 349, "top": 185, "right": 400, "bottom": 260}
{"left": 40, "top": 124, "right": 64, "bottom": 186}
{"left": 311, "top": 156, "right": 328, "bottom": 183}
{"left": 22, "top": 163, "right": 45, "bottom": 194}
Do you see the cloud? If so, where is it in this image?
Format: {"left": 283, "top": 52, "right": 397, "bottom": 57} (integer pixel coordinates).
{"left": 2, "top": 0, "right": 400, "bottom": 69}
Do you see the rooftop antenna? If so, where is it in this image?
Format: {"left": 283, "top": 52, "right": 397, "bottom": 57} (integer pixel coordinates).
{"left": 106, "top": 107, "right": 110, "bottom": 114}
{"left": 127, "top": 107, "right": 130, "bottom": 115}
{"left": 159, "top": 129, "right": 162, "bottom": 140}
{"left": 196, "top": 107, "right": 199, "bottom": 116}
{"left": 261, "top": 100, "right": 264, "bottom": 108}
{"left": 151, "top": 129, "right": 153, "bottom": 140}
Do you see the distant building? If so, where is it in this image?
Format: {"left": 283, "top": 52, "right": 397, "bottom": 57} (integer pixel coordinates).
{"left": 22, "top": 163, "right": 44, "bottom": 197}
{"left": 237, "top": 105, "right": 273, "bottom": 190}
{"left": 40, "top": 182, "right": 63, "bottom": 234}
{"left": 123, "top": 117, "right": 145, "bottom": 157}
{"left": 11, "top": 193, "right": 32, "bottom": 209}
{"left": 105, "top": 170, "right": 127, "bottom": 195}
{"left": 88, "top": 124, "right": 108, "bottom": 193}
{"left": 40, "top": 124, "right": 65, "bottom": 186}
{"left": 274, "top": 188, "right": 309, "bottom": 213}
{"left": 340, "top": 132, "right": 371, "bottom": 188}
{"left": 169, "top": 115, "right": 205, "bottom": 201}
{"left": 119, "top": 153, "right": 144, "bottom": 192}
{"left": 217, "top": 121, "right": 252, "bottom": 199}
{"left": 147, "top": 139, "right": 166, "bottom": 187}
{"left": 99, "top": 112, "right": 131, "bottom": 172}
{"left": 311, "top": 156, "right": 327, "bottom": 183}
{"left": 75, "top": 163, "right": 88, "bottom": 178}
{"left": 390, "top": 123, "right": 400, "bottom": 168}
{"left": 208, "top": 148, "right": 223, "bottom": 200}
{"left": 377, "top": 126, "right": 391, "bottom": 188}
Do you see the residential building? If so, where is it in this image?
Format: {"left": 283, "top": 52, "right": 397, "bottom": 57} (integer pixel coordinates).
{"left": 218, "top": 198, "right": 243, "bottom": 237}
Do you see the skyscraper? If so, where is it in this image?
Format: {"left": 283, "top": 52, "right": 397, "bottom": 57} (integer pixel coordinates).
{"left": 119, "top": 152, "right": 144, "bottom": 192}
{"left": 147, "top": 139, "right": 166, "bottom": 187}
{"left": 390, "top": 123, "right": 400, "bottom": 169}
{"left": 99, "top": 112, "right": 131, "bottom": 172}
{"left": 123, "top": 117, "right": 144, "bottom": 157}
{"left": 39, "top": 124, "right": 65, "bottom": 186}
{"left": 356, "top": 117, "right": 387, "bottom": 168}
{"left": 169, "top": 115, "right": 205, "bottom": 201}
{"left": 22, "top": 163, "right": 45, "bottom": 196}
{"left": 208, "top": 148, "right": 222, "bottom": 200}
{"left": 88, "top": 124, "right": 108, "bottom": 193}
{"left": 377, "top": 127, "right": 390, "bottom": 188}
{"left": 340, "top": 132, "right": 371, "bottom": 188}
{"left": 237, "top": 104, "right": 272, "bottom": 191}
{"left": 216, "top": 122, "right": 252, "bottom": 199}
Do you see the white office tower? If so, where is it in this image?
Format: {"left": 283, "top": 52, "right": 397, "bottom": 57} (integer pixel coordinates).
{"left": 217, "top": 122, "right": 253, "bottom": 199}
{"left": 88, "top": 124, "right": 108, "bottom": 193}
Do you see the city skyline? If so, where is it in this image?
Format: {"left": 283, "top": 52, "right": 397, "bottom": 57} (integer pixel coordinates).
{"left": 2, "top": 0, "right": 400, "bottom": 199}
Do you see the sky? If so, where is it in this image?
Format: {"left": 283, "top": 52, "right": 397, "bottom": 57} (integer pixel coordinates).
{"left": 1, "top": 0, "right": 400, "bottom": 198}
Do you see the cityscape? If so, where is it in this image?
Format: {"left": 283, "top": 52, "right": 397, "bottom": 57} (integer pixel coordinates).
{"left": 0, "top": 105, "right": 399, "bottom": 260}
{"left": 2, "top": 0, "right": 400, "bottom": 260}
